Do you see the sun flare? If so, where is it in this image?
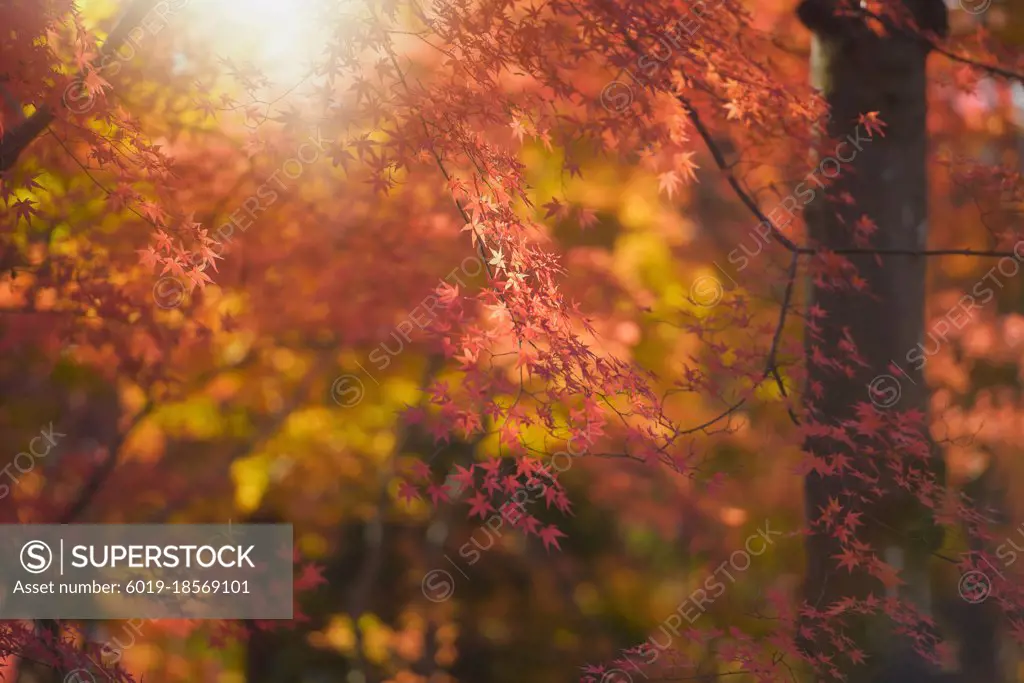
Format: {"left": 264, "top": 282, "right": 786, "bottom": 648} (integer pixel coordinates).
{"left": 178, "top": 0, "right": 336, "bottom": 87}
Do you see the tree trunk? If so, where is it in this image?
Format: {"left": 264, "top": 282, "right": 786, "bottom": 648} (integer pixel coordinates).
{"left": 797, "top": 1, "right": 952, "bottom": 681}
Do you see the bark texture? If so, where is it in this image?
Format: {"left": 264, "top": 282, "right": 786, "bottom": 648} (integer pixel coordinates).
{"left": 798, "top": 1, "right": 953, "bottom": 680}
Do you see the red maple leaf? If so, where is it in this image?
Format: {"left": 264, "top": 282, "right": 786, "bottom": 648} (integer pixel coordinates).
{"left": 538, "top": 524, "right": 566, "bottom": 551}
{"left": 859, "top": 111, "right": 887, "bottom": 137}
{"left": 295, "top": 563, "right": 328, "bottom": 591}
{"left": 466, "top": 491, "right": 493, "bottom": 519}
{"left": 425, "top": 482, "right": 450, "bottom": 506}
{"left": 397, "top": 480, "right": 421, "bottom": 505}
{"left": 833, "top": 548, "right": 860, "bottom": 573}
{"left": 408, "top": 460, "right": 432, "bottom": 481}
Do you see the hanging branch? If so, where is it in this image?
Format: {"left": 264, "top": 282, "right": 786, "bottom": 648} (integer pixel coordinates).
{"left": 0, "top": 0, "right": 163, "bottom": 172}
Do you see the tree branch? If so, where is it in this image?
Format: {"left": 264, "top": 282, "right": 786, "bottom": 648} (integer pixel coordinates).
{"left": 58, "top": 347, "right": 260, "bottom": 523}
{"left": 854, "top": 6, "right": 1024, "bottom": 84}
{"left": 0, "top": 0, "right": 162, "bottom": 172}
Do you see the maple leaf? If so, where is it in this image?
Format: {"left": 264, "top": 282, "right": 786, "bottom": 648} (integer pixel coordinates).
{"left": 853, "top": 214, "right": 878, "bottom": 240}
{"left": 396, "top": 480, "right": 420, "bottom": 505}
{"left": 137, "top": 200, "right": 167, "bottom": 225}
{"left": 515, "top": 345, "right": 538, "bottom": 373}
{"left": 408, "top": 460, "right": 433, "bottom": 481}
{"left": 12, "top": 198, "right": 39, "bottom": 224}
{"left": 466, "top": 491, "right": 493, "bottom": 519}
{"left": 487, "top": 246, "right": 505, "bottom": 271}
{"left": 859, "top": 111, "right": 886, "bottom": 138}
{"left": 577, "top": 207, "right": 599, "bottom": 230}
{"left": 852, "top": 402, "right": 885, "bottom": 436}
{"left": 674, "top": 151, "right": 698, "bottom": 183}
{"left": 454, "top": 346, "right": 479, "bottom": 368}
{"left": 537, "top": 129, "right": 553, "bottom": 151}
{"left": 72, "top": 43, "right": 96, "bottom": 71}
{"left": 295, "top": 563, "right": 328, "bottom": 590}
{"left": 833, "top": 548, "right": 860, "bottom": 573}
{"left": 518, "top": 514, "right": 542, "bottom": 537}
{"left": 869, "top": 557, "right": 905, "bottom": 592}
{"left": 270, "top": 105, "right": 306, "bottom": 132}
{"left": 158, "top": 257, "right": 185, "bottom": 279}
{"left": 844, "top": 510, "right": 863, "bottom": 531}
{"left": 477, "top": 459, "right": 502, "bottom": 476}
{"left": 137, "top": 247, "right": 160, "bottom": 272}
{"left": 538, "top": 524, "right": 566, "bottom": 551}
{"left": 481, "top": 475, "right": 502, "bottom": 496}
{"left": 241, "top": 135, "right": 265, "bottom": 159}
{"left": 436, "top": 282, "right": 460, "bottom": 306}
{"left": 819, "top": 496, "right": 843, "bottom": 528}
{"left": 542, "top": 198, "right": 569, "bottom": 221}
{"left": 425, "top": 482, "right": 450, "bottom": 506}
{"left": 349, "top": 133, "right": 376, "bottom": 160}
{"left": 20, "top": 175, "right": 43, "bottom": 194}
{"left": 365, "top": 172, "right": 394, "bottom": 195}
{"left": 81, "top": 68, "right": 110, "bottom": 96}
{"left": 197, "top": 98, "right": 218, "bottom": 120}
{"left": 154, "top": 230, "right": 175, "bottom": 254}
{"left": 658, "top": 171, "right": 682, "bottom": 200}
{"left": 461, "top": 215, "right": 485, "bottom": 248}
{"left": 501, "top": 474, "right": 520, "bottom": 495}
{"left": 543, "top": 484, "right": 562, "bottom": 509}
{"left": 329, "top": 145, "right": 356, "bottom": 171}
{"left": 450, "top": 464, "right": 476, "bottom": 490}
{"left": 186, "top": 266, "right": 214, "bottom": 290}
{"left": 510, "top": 117, "right": 529, "bottom": 144}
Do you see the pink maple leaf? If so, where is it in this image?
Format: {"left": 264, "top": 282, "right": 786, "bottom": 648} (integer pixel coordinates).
{"left": 425, "top": 482, "right": 450, "bottom": 506}
{"left": 467, "top": 491, "right": 493, "bottom": 520}
{"left": 397, "top": 480, "right": 420, "bottom": 505}
{"left": 538, "top": 524, "right": 566, "bottom": 551}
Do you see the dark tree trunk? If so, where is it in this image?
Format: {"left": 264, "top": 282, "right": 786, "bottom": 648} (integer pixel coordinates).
{"left": 797, "top": 1, "right": 954, "bottom": 681}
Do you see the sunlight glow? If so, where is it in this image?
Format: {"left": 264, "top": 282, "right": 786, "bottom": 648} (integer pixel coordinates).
{"left": 181, "top": 0, "right": 335, "bottom": 87}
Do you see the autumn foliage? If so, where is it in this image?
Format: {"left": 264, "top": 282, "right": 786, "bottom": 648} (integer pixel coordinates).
{"left": 2, "top": 0, "right": 1024, "bottom": 681}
